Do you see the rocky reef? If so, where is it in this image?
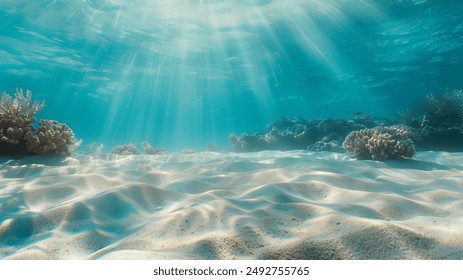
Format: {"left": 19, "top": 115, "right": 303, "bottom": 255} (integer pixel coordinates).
{"left": 228, "top": 89, "right": 463, "bottom": 160}
{"left": 400, "top": 89, "right": 463, "bottom": 151}
{"left": 228, "top": 116, "right": 393, "bottom": 153}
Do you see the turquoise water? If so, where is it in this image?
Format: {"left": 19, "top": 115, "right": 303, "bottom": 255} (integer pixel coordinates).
{"left": 1, "top": 0, "right": 462, "bottom": 151}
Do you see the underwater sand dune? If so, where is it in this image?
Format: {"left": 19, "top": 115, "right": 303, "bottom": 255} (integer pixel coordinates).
{"left": 1, "top": 151, "right": 463, "bottom": 259}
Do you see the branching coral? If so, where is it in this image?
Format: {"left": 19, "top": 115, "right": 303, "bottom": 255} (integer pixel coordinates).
{"left": 0, "top": 88, "right": 45, "bottom": 128}
{"left": 424, "top": 90, "right": 463, "bottom": 125}
{"left": 0, "top": 126, "right": 33, "bottom": 145}
{"left": 396, "top": 89, "right": 463, "bottom": 151}
{"left": 25, "top": 120, "right": 81, "bottom": 155}
{"left": 0, "top": 89, "right": 44, "bottom": 148}
{"left": 0, "top": 89, "right": 80, "bottom": 156}
{"left": 342, "top": 125, "right": 415, "bottom": 160}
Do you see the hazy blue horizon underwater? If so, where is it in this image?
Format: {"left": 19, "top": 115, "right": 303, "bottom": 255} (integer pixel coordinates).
{"left": 1, "top": 0, "right": 463, "bottom": 152}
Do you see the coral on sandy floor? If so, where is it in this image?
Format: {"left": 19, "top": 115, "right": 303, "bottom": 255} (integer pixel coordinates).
{"left": 0, "top": 89, "right": 80, "bottom": 156}
{"left": 342, "top": 125, "right": 416, "bottom": 160}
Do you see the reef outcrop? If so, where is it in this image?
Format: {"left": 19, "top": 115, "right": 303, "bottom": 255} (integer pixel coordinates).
{"left": 342, "top": 125, "right": 416, "bottom": 160}
{"left": 0, "top": 89, "right": 80, "bottom": 156}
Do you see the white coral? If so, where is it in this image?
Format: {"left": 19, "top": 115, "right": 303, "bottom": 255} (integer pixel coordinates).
{"left": 0, "top": 126, "right": 33, "bottom": 145}
{"left": 110, "top": 143, "right": 141, "bottom": 155}
{"left": 0, "top": 89, "right": 45, "bottom": 147}
{"left": 342, "top": 125, "right": 415, "bottom": 160}
{"left": 0, "top": 89, "right": 45, "bottom": 128}
{"left": 1, "top": 89, "right": 80, "bottom": 156}
{"left": 25, "top": 120, "right": 81, "bottom": 155}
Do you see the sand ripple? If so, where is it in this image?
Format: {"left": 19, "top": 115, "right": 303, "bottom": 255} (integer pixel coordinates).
{"left": 1, "top": 151, "right": 463, "bottom": 259}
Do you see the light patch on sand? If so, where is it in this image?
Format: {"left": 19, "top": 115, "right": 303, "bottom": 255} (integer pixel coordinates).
{"left": 1, "top": 151, "right": 463, "bottom": 259}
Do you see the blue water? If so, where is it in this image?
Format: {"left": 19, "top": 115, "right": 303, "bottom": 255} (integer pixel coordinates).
{"left": 1, "top": 0, "right": 462, "bottom": 151}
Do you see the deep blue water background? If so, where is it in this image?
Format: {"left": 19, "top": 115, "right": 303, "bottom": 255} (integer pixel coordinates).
{"left": 1, "top": 0, "right": 462, "bottom": 151}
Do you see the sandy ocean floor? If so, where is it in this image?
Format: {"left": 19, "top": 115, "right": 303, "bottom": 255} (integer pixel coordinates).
{"left": 1, "top": 150, "right": 463, "bottom": 260}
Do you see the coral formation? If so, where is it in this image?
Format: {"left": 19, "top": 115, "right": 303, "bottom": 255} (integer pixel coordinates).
{"left": 0, "top": 89, "right": 80, "bottom": 156}
{"left": 141, "top": 141, "right": 168, "bottom": 155}
{"left": 424, "top": 90, "right": 463, "bottom": 126}
{"left": 25, "top": 120, "right": 81, "bottom": 156}
{"left": 342, "top": 126, "right": 416, "bottom": 160}
{"left": 399, "top": 89, "right": 463, "bottom": 151}
{"left": 110, "top": 142, "right": 168, "bottom": 155}
{"left": 110, "top": 143, "right": 141, "bottom": 155}
{"left": 228, "top": 117, "right": 392, "bottom": 152}
{"left": 0, "top": 89, "right": 44, "bottom": 128}
{"left": 307, "top": 140, "right": 340, "bottom": 152}
{"left": 230, "top": 89, "right": 463, "bottom": 154}
{"left": 228, "top": 133, "right": 269, "bottom": 152}
{"left": 0, "top": 89, "right": 43, "bottom": 151}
